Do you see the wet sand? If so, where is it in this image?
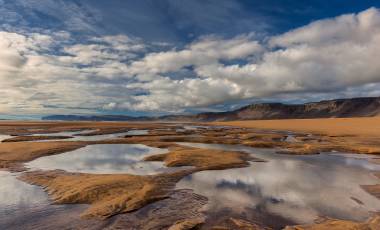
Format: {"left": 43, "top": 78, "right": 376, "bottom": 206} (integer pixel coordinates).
{"left": 215, "top": 117, "right": 380, "bottom": 155}
{"left": 284, "top": 214, "right": 380, "bottom": 230}
{"left": 1, "top": 121, "right": 380, "bottom": 229}
{"left": 214, "top": 117, "right": 380, "bottom": 136}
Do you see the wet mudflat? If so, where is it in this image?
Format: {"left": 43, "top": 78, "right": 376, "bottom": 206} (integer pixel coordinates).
{"left": 0, "top": 122, "right": 380, "bottom": 229}
{"left": 176, "top": 143, "right": 380, "bottom": 227}
{"left": 0, "top": 143, "right": 187, "bottom": 229}
{"left": 0, "top": 171, "right": 97, "bottom": 229}
{"left": 0, "top": 134, "right": 11, "bottom": 142}
{"left": 29, "top": 129, "right": 148, "bottom": 142}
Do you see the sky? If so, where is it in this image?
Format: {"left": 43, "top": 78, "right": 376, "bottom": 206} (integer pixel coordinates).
{"left": 1, "top": 0, "right": 380, "bottom": 117}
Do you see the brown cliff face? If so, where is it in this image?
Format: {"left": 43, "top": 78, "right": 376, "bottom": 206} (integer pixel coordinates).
{"left": 195, "top": 97, "right": 380, "bottom": 121}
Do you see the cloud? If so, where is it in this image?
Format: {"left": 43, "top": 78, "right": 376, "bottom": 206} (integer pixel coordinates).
{"left": 0, "top": 30, "right": 148, "bottom": 114}
{"left": 128, "top": 34, "right": 262, "bottom": 76}
{"left": 122, "top": 7, "right": 380, "bottom": 111}
{"left": 1, "top": 7, "right": 380, "bottom": 115}
{"left": 269, "top": 7, "right": 380, "bottom": 47}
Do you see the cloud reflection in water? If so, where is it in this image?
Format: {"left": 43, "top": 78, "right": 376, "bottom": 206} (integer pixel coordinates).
{"left": 176, "top": 143, "right": 380, "bottom": 224}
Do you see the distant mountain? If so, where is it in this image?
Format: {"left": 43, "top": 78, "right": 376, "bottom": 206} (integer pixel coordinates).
{"left": 42, "top": 115, "right": 154, "bottom": 121}
{"left": 193, "top": 97, "right": 380, "bottom": 121}
{"left": 42, "top": 97, "right": 380, "bottom": 122}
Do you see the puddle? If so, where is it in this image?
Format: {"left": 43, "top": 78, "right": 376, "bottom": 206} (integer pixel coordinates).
{"left": 183, "top": 125, "right": 210, "bottom": 130}
{"left": 125, "top": 130, "right": 148, "bottom": 135}
{"left": 68, "top": 130, "right": 139, "bottom": 141}
{"left": 2, "top": 135, "right": 380, "bottom": 228}
{"left": 0, "top": 172, "right": 98, "bottom": 229}
{"left": 0, "top": 142, "right": 178, "bottom": 228}
{"left": 29, "top": 129, "right": 148, "bottom": 142}
{"left": 329, "top": 152, "right": 379, "bottom": 160}
{"left": 283, "top": 135, "right": 299, "bottom": 143}
{"left": 176, "top": 143, "right": 380, "bottom": 224}
{"left": 30, "top": 129, "right": 94, "bottom": 137}
{"left": 0, "top": 171, "right": 48, "bottom": 212}
{"left": 0, "top": 134, "right": 11, "bottom": 142}
{"left": 25, "top": 144, "right": 177, "bottom": 175}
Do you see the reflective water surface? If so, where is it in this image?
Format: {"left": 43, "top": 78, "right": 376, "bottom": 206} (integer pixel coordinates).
{"left": 31, "top": 129, "right": 148, "bottom": 142}
{"left": 0, "top": 134, "right": 11, "bottom": 142}
{"left": 26, "top": 144, "right": 171, "bottom": 174}
{"left": 176, "top": 143, "right": 380, "bottom": 224}
{"left": 0, "top": 142, "right": 176, "bottom": 228}
{"left": 0, "top": 171, "right": 48, "bottom": 213}
{"left": 0, "top": 172, "right": 98, "bottom": 229}
{"left": 2, "top": 134, "right": 380, "bottom": 228}
{"left": 30, "top": 129, "right": 94, "bottom": 137}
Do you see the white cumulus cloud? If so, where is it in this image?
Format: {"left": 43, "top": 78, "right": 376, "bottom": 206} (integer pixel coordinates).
{"left": 1, "top": 7, "right": 380, "bottom": 114}
{"left": 123, "top": 7, "right": 380, "bottom": 111}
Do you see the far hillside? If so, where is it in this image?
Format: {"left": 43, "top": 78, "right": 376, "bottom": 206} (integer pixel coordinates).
{"left": 43, "top": 97, "right": 380, "bottom": 122}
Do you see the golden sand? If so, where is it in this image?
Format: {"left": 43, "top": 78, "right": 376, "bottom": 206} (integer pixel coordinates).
{"left": 284, "top": 214, "right": 380, "bottom": 230}
{"left": 214, "top": 117, "right": 380, "bottom": 136}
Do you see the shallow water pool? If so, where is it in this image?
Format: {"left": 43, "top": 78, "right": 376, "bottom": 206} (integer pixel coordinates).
{"left": 25, "top": 144, "right": 173, "bottom": 174}
{"left": 30, "top": 129, "right": 148, "bottom": 142}
{"left": 0, "top": 171, "right": 48, "bottom": 213}
{"left": 0, "top": 134, "right": 12, "bottom": 142}
{"left": 176, "top": 143, "right": 380, "bottom": 224}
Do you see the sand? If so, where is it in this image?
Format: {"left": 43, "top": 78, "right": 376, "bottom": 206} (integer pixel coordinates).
{"left": 2, "top": 135, "right": 73, "bottom": 142}
{"left": 1, "top": 120, "right": 380, "bottom": 229}
{"left": 0, "top": 121, "right": 175, "bottom": 136}
{"left": 144, "top": 146, "right": 262, "bottom": 170}
{"left": 214, "top": 117, "right": 380, "bottom": 155}
{"left": 0, "top": 141, "right": 87, "bottom": 171}
{"left": 214, "top": 117, "right": 380, "bottom": 137}
{"left": 283, "top": 214, "right": 380, "bottom": 230}
{"left": 21, "top": 169, "right": 191, "bottom": 219}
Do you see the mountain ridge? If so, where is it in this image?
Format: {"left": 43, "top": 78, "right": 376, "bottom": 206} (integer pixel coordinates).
{"left": 42, "top": 97, "right": 380, "bottom": 122}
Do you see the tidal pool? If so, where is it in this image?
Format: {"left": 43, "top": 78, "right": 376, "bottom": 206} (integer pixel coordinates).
{"left": 68, "top": 130, "right": 148, "bottom": 141}
{"left": 25, "top": 144, "right": 174, "bottom": 174}
{"left": 0, "top": 171, "right": 101, "bottom": 229}
{"left": 30, "top": 129, "right": 94, "bottom": 137}
{"left": 176, "top": 143, "right": 380, "bottom": 225}
{"left": 183, "top": 125, "right": 210, "bottom": 130}
{"left": 0, "top": 171, "right": 48, "bottom": 213}
{"left": 0, "top": 142, "right": 174, "bottom": 228}
{"left": 0, "top": 134, "right": 11, "bottom": 142}
{"left": 2, "top": 136, "right": 380, "bottom": 229}
{"left": 30, "top": 129, "right": 148, "bottom": 142}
